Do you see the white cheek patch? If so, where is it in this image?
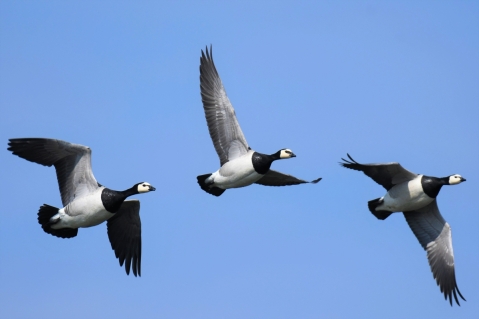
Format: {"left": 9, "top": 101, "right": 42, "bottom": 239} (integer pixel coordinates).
{"left": 449, "top": 175, "right": 462, "bottom": 185}
{"left": 137, "top": 183, "right": 151, "bottom": 193}
{"left": 280, "top": 149, "right": 293, "bottom": 159}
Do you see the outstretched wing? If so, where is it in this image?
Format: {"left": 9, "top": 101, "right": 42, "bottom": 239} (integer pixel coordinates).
{"left": 340, "top": 153, "right": 417, "bottom": 190}
{"left": 200, "top": 45, "right": 249, "bottom": 166}
{"left": 8, "top": 138, "right": 99, "bottom": 206}
{"left": 255, "top": 169, "right": 322, "bottom": 186}
{"left": 107, "top": 200, "right": 142, "bottom": 277}
{"left": 403, "top": 200, "right": 465, "bottom": 306}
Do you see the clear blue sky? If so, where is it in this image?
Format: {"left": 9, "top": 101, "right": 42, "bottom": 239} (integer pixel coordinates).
{"left": 1, "top": 1, "right": 478, "bottom": 318}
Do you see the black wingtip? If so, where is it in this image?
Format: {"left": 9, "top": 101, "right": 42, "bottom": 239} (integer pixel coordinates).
{"left": 6, "top": 138, "right": 58, "bottom": 167}
{"left": 346, "top": 153, "right": 356, "bottom": 162}
{"left": 438, "top": 276, "right": 466, "bottom": 306}
{"left": 340, "top": 153, "right": 357, "bottom": 164}
{"left": 7, "top": 138, "right": 13, "bottom": 151}
{"left": 339, "top": 153, "right": 363, "bottom": 171}
{"left": 201, "top": 44, "right": 213, "bottom": 61}
{"left": 135, "top": 249, "right": 142, "bottom": 277}
{"left": 446, "top": 284, "right": 466, "bottom": 306}
{"left": 452, "top": 291, "right": 458, "bottom": 306}
{"left": 445, "top": 290, "right": 455, "bottom": 306}
{"left": 457, "top": 287, "right": 466, "bottom": 302}
{"left": 311, "top": 177, "right": 322, "bottom": 184}
{"left": 124, "top": 256, "right": 140, "bottom": 277}
{"left": 117, "top": 252, "right": 141, "bottom": 277}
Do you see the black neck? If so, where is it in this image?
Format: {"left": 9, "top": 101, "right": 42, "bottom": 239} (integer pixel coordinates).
{"left": 252, "top": 151, "right": 281, "bottom": 174}
{"left": 101, "top": 185, "right": 138, "bottom": 213}
{"left": 421, "top": 175, "right": 447, "bottom": 198}
{"left": 121, "top": 185, "right": 140, "bottom": 197}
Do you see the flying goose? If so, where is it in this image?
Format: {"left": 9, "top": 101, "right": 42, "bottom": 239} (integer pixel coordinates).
{"left": 340, "top": 154, "right": 466, "bottom": 306}
{"left": 197, "top": 46, "right": 321, "bottom": 196}
{"left": 7, "top": 138, "right": 156, "bottom": 276}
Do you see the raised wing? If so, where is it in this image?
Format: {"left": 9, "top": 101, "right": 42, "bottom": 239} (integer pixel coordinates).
{"left": 200, "top": 46, "right": 249, "bottom": 166}
{"left": 8, "top": 138, "right": 99, "bottom": 206}
{"left": 107, "top": 200, "right": 142, "bottom": 277}
{"left": 340, "top": 153, "right": 417, "bottom": 190}
{"left": 403, "top": 201, "right": 465, "bottom": 306}
{"left": 255, "top": 169, "right": 322, "bottom": 186}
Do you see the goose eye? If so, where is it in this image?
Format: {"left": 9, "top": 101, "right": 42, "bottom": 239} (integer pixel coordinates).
{"left": 142, "top": 184, "right": 146, "bottom": 187}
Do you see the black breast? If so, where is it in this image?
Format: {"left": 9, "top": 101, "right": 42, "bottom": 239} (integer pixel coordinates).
{"left": 101, "top": 188, "right": 127, "bottom": 213}
{"left": 251, "top": 152, "right": 273, "bottom": 175}
{"left": 421, "top": 175, "right": 444, "bottom": 198}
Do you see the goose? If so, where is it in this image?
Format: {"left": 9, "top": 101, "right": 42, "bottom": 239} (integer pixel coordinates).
{"left": 340, "top": 154, "right": 466, "bottom": 306}
{"left": 197, "top": 46, "right": 321, "bottom": 196}
{"left": 7, "top": 138, "right": 155, "bottom": 276}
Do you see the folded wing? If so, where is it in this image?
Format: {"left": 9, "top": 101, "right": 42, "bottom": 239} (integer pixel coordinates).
{"left": 200, "top": 46, "right": 249, "bottom": 166}
{"left": 8, "top": 138, "right": 99, "bottom": 206}
{"left": 403, "top": 201, "right": 465, "bottom": 306}
{"left": 107, "top": 200, "right": 142, "bottom": 277}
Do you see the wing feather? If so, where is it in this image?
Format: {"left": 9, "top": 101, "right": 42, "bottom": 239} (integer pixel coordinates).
{"left": 107, "top": 200, "right": 142, "bottom": 277}
{"left": 339, "top": 154, "right": 417, "bottom": 190}
{"left": 255, "top": 169, "right": 321, "bottom": 186}
{"left": 200, "top": 46, "right": 249, "bottom": 166}
{"left": 8, "top": 138, "right": 99, "bottom": 206}
{"left": 403, "top": 201, "right": 465, "bottom": 306}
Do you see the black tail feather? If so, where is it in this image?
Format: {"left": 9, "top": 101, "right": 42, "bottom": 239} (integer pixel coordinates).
{"left": 197, "top": 174, "right": 225, "bottom": 197}
{"left": 37, "top": 204, "right": 78, "bottom": 238}
{"left": 367, "top": 198, "right": 393, "bottom": 220}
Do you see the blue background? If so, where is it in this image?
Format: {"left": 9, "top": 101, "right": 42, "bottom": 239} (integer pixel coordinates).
{"left": 1, "top": 1, "right": 478, "bottom": 318}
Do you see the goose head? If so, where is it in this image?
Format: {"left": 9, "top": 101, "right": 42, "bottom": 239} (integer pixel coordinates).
{"left": 277, "top": 148, "right": 296, "bottom": 159}
{"left": 448, "top": 174, "right": 466, "bottom": 185}
{"left": 136, "top": 182, "right": 156, "bottom": 193}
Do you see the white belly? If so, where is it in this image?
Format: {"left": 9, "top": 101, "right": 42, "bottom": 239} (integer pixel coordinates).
{"left": 211, "top": 152, "right": 263, "bottom": 189}
{"left": 52, "top": 188, "right": 114, "bottom": 229}
{"left": 378, "top": 175, "right": 433, "bottom": 212}
{"left": 213, "top": 169, "right": 263, "bottom": 189}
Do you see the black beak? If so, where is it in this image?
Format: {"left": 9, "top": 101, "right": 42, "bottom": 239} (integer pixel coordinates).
{"left": 149, "top": 186, "right": 156, "bottom": 191}
{"left": 460, "top": 177, "right": 466, "bottom": 182}
{"left": 290, "top": 153, "right": 296, "bottom": 158}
